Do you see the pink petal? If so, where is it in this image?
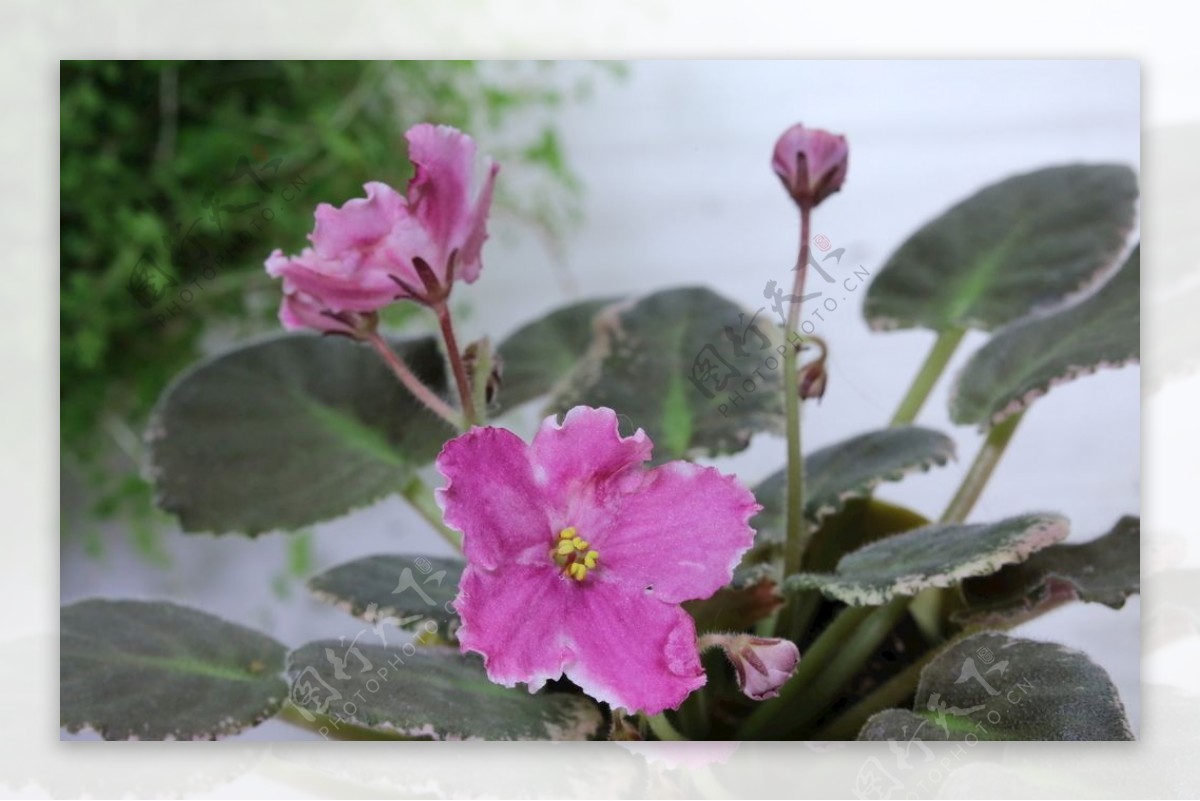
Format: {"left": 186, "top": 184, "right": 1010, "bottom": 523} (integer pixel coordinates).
{"left": 455, "top": 160, "right": 499, "bottom": 284}
{"left": 310, "top": 181, "right": 406, "bottom": 260}
{"left": 277, "top": 290, "right": 355, "bottom": 335}
{"left": 405, "top": 124, "right": 476, "bottom": 257}
{"left": 564, "top": 582, "right": 705, "bottom": 715}
{"left": 594, "top": 461, "right": 759, "bottom": 604}
{"left": 436, "top": 426, "right": 552, "bottom": 570}
{"left": 454, "top": 563, "right": 570, "bottom": 692}
{"left": 529, "top": 407, "right": 652, "bottom": 525}
{"left": 264, "top": 247, "right": 398, "bottom": 312}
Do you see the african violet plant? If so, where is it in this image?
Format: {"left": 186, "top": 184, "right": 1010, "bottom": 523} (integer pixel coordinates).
{"left": 61, "top": 121, "right": 1141, "bottom": 741}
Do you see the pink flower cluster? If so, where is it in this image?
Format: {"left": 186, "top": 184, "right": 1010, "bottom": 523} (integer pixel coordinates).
{"left": 265, "top": 123, "right": 498, "bottom": 335}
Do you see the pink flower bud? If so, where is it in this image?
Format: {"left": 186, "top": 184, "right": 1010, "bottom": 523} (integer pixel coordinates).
{"left": 797, "top": 356, "right": 828, "bottom": 402}
{"left": 704, "top": 634, "right": 800, "bottom": 701}
{"left": 772, "top": 124, "right": 849, "bottom": 209}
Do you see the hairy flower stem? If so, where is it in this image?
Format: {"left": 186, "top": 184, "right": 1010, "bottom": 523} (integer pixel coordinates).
{"left": 402, "top": 475, "right": 462, "bottom": 551}
{"left": 433, "top": 302, "right": 478, "bottom": 428}
{"left": 366, "top": 332, "right": 463, "bottom": 429}
{"left": 775, "top": 205, "right": 813, "bottom": 639}
{"left": 889, "top": 326, "right": 966, "bottom": 426}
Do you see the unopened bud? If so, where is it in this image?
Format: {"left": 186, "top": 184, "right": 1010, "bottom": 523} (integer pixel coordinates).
{"left": 772, "top": 124, "right": 849, "bottom": 210}
{"left": 699, "top": 633, "right": 800, "bottom": 701}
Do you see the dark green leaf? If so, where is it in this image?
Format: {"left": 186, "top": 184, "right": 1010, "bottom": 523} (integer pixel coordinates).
{"left": 146, "top": 333, "right": 455, "bottom": 535}
{"left": 858, "top": 632, "right": 1134, "bottom": 740}
{"left": 549, "top": 287, "right": 785, "bottom": 462}
{"left": 492, "top": 296, "right": 622, "bottom": 415}
{"left": 308, "top": 554, "right": 464, "bottom": 633}
{"left": 786, "top": 513, "right": 1069, "bottom": 605}
{"left": 286, "top": 642, "right": 603, "bottom": 740}
{"left": 753, "top": 426, "right": 955, "bottom": 547}
{"left": 951, "top": 245, "right": 1140, "bottom": 428}
{"left": 955, "top": 516, "right": 1140, "bottom": 628}
{"left": 865, "top": 164, "right": 1138, "bottom": 332}
{"left": 61, "top": 599, "right": 287, "bottom": 740}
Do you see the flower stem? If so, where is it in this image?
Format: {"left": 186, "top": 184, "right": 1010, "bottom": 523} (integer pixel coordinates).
{"left": 433, "top": 302, "right": 478, "bottom": 428}
{"left": 940, "top": 411, "right": 1024, "bottom": 525}
{"left": 366, "top": 332, "right": 463, "bottom": 430}
{"left": 813, "top": 628, "right": 974, "bottom": 740}
{"left": 644, "top": 712, "right": 688, "bottom": 741}
{"left": 739, "top": 603, "right": 873, "bottom": 739}
{"left": 889, "top": 326, "right": 966, "bottom": 426}
{"left": 401, "top": 475, "right": 462, "bottom": 551}
{"left": 777, "top": 206, "right": 816, "bottom": 575}
{"left": 776, "top": 596, "right": 911, "bottom": 738}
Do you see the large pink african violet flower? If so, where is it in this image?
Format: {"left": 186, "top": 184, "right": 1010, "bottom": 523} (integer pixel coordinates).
{"left": 436, "top": 406, "right": 760, "bottom": 715}
{"left": 265, "top": 123, "right": 499, "bottom": 333}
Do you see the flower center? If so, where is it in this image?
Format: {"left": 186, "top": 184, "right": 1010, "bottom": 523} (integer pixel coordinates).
{"left": 550, "top": 526, "right": 600, "bottom": 581}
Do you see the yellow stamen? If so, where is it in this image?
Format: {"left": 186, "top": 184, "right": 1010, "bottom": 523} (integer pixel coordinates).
{"left": 571, "top": 536, "right": 589, "bottom": 550}
{"left": 584, "top": 550, "right": 599, "bottom": 569}
{"left": 568, "top": 562, "right": 588, "bottom": 581}
{"left": 558, "top": 526, "right": 577, "bottom": 541}
{"left": 556, "top": 540, "right": 577, "bottom": 556}
{"left": 551, "top": 526, "right": 601, "bottom": 581}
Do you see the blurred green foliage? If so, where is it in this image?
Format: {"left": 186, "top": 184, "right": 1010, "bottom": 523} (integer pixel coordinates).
{"left": 61, "top": 60, "right": 612, "bottom": 559}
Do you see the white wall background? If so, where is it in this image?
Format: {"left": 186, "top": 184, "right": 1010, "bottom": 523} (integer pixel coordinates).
{"left": 61, "top": 60, "right": 1142, "bottom": 738}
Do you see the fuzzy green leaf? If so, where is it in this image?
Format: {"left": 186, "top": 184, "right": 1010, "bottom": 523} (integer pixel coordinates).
{"left": 286, "top": 642, "right": 603, "bottom": 740}
{"left": 955, "top": 516, "right": 1140, "bottom": 628}
{"left": 786, "top": 513, "right": 1069, "bottom": 605}
{"left": 951, "top": 245, "right": 1139, "bottom": 428}
{"left": 865, "top": 164, "right": 1138, "bottom": 332}
{"left": 61, "top": 600, "right": 287, "bottom": 740}
{"left": 753, "top": 426, "right": 955, "bottom": 547}
{"left": 308, "top": 554, "right": 464, "bottom": 633}
{"left": 146, "top": 333, "right": 455, "bottom": 535}
{"left": 548, "top": 286, "right": 786, "bottom": 462}
{"left": 493, "top": 296, "right": 622, "bottom": 415}
{"left": 858, "top": 632, "right": 1134, "bottom": 740}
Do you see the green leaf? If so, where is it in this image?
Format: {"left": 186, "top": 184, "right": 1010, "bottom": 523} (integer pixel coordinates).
{"left": 865, "top": 164, "right": 1138, "bottom": 332}
{"left": 955, "top": 516, "right": 1140, "bottom": 628}
{"left": 753, "top": 426, "right": 955, "bottom": 547}
{"left": 786, "top": 513, "right": 1069, "bottom": 606}
{"left": 286, "top": 642, "right": 603, "bottom": 740}
{"left": 492, "top": 296, "right": 622, "bottom": 415}
{"left": 146, "top": 333, "right": 456, "bottom": 535}
{"left": 858, "top": 632, "right": 1134, "bottom": 740}
{"left": 549, "top": 286, "right": 785, "bottom": 462}
{"left": 951, "top": 245, "right": 1140, "bottom": 428}
{"left": 61, "top": 599, "right": 287, "bottom": 740}
{"left": 308, "top": 554, "right": 464, "bottom": 632}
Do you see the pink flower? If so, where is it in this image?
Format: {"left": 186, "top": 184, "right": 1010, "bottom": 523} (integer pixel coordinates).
{"left": 704, "top": 634, "right": 800, "bottom": 701}
{"left": 265, "top": 123, "right": 499, "bottom": 331}
{"left": 436, "top": 406, "right": 760, "bottom": 715}
{"left": 772, "top": 124, "right": 849, "bottom": 209}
